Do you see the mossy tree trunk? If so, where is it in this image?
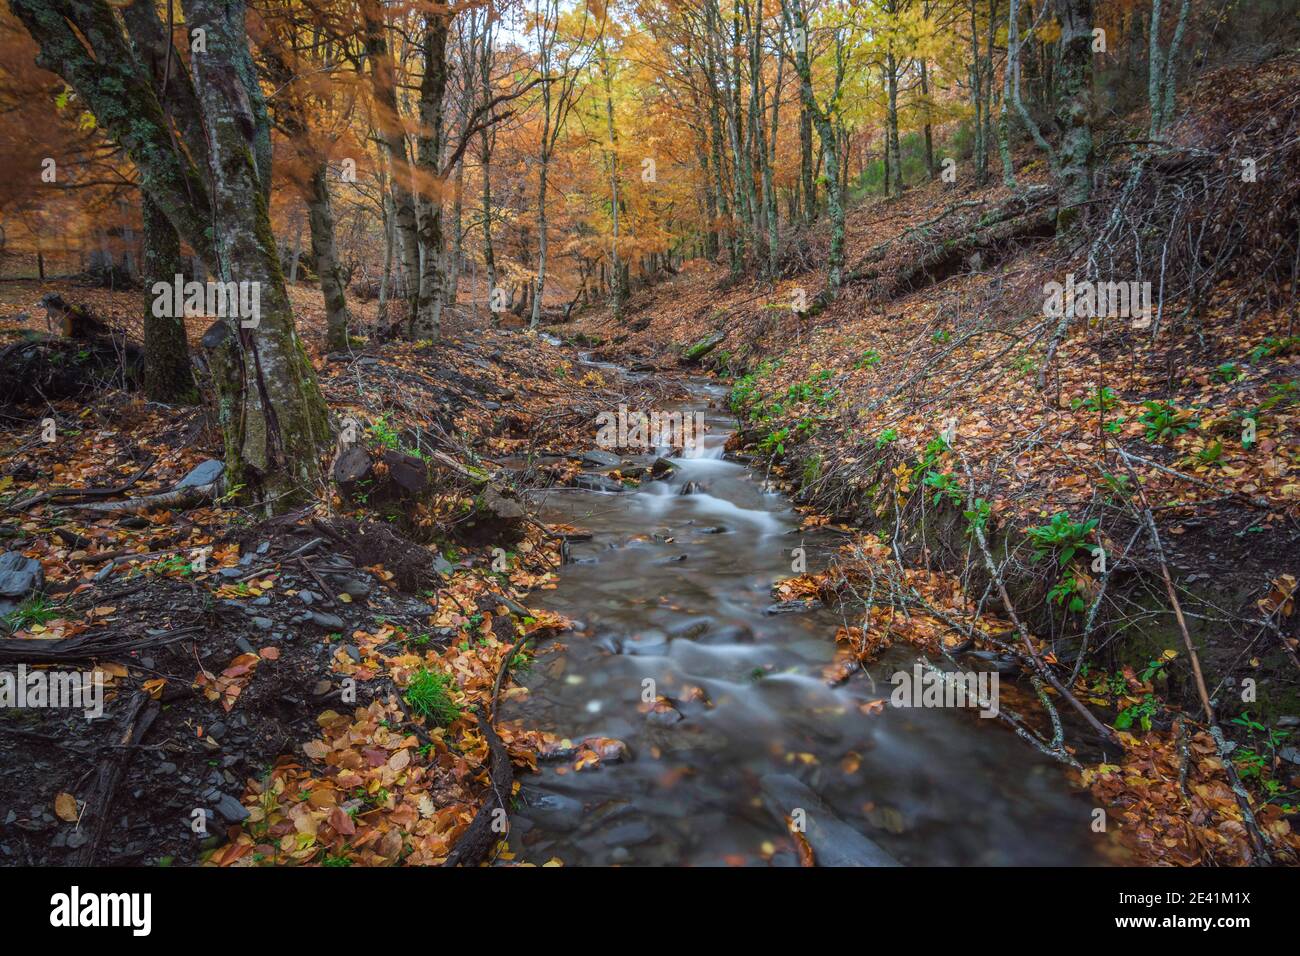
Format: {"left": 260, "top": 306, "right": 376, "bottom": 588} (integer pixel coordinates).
{"left": 414, "top": 11, "right": 450, "bottom": 341}
{"left": 186, "top": 0, "right": 331, "bottom": 507}
{"left": 10, "top": 0, "right": 332, "bottom": 512}
{"left": 783, "top": 0, "right": 845, "bottom": 289}
{"left": 307, "top": 166, "right": 351, "bottom": 353}
{"left": 1053, "top": 0, "right": 1095, "bottom": 227}
{"left": 141, "top": 191, "right": 196, "bottom": 403}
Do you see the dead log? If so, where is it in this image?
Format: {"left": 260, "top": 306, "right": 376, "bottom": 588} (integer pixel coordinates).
{"left": 73, "top": 690, "right": 159, "bottom": 866}
{"left": 442, "top": 712, "right": 513, "bottom": 867}
{"left": 0, "top": 625, "right": 203, "bottom": 664}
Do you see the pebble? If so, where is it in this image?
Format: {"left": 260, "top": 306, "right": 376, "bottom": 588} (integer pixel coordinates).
{"left": 211, "top": 793, "right": 250, "bottom": 824}
{"left": 310, "top": 612, "right": 345, "bottom": 630}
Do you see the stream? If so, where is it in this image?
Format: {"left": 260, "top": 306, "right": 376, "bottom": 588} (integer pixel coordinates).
{"left": 502, "top": 354, "right": 1105, "bottom": 866}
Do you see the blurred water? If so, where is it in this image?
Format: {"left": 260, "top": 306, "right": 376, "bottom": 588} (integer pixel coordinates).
{"left": 502, "top": 378, "right": 1106, "bottom": 866}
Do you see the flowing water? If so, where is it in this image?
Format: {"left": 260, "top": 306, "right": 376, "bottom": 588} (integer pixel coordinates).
{"left": 502, "top": 361, "right": 1105, "bottom": 866}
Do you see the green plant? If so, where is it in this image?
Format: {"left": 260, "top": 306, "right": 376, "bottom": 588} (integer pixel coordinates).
{"left": 1099, "top": 471, "right": 1131, "bottom": 501}
{"left": 875, "top": 428, "right": 898, "bottom": 449}
{"left": 932, "top": 329, "right": 951, "bottom": 344}
{"left": 404, "top": 668, "right": 460, "bottom": 726}
{"left": 1026, "top": 512, "right": 1099, "bottom": 567}
{"left": 1194, "top": 440, "right": 1225, "bottom": 467}
{"left": 963, "top": 498, "right": 990, "bottom": 536}
{"left": 322, "top": 853, "right": 353, "bottom": 867}
{"left": 1248, "top": 336, "right": 1300, "bottom": 363}
{"left": 369, "top": 414, "right": 427, "bottom": 461}
{"left": 1071, "top": 386, "right": 1119, "bottom": 413}
{"left": 1213, "top": 362, "right": 1242, "bottom": 383}
{"left": 3, "top": 595, "right": 61, "bottom": 632}
{"left": 1011, "top": 353, "right": 1037, "bottom": 375}
{"left": 1138, "top": 400, "right": 1199, "bottom": 443}
{"left": 923, "top": 470, "right": 963, "bottom": 506}
{"left": 1229, "top": 713, "right": 1290, "bottom": 781}
{"left": 1139, "top": 651, "right": 1175, "bottom": 683}
{"left": 802, "top": 454, "right": 823, "bottom": 486}
{"left": 1115, "top": 694, "right": 1158, "bottom": 732}
{"left": 855, "top": 349, "right": 882, "bottom": 369}
{"left": 759, "top": 426, "right": 790, "bottom": 456}
{"left": 1047, "top": 575, "right": 1087, "bottom": 614}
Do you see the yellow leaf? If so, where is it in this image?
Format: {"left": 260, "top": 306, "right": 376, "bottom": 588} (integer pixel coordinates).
{"left": 55, "top": 792, "right": 79, "bottom": 822}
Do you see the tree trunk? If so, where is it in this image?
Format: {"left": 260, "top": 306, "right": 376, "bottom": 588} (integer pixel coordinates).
{"left": 920, "top": 59, "right": 935, "bottom": 180}
{"left": 307, "top": 164, "right": 349, "bottom": 352}
{"left": 187, "top": 0, "right": 331, "bottom": 509}
{"left": 446, "top": 156, "right": 464, "bottom": 307}
{"left": 599, "top": 37, "right": 624, "bottom": 319}
{"left": 886, "top": 46, "right": 903, "bottom": 198}
{"left": 363, "top": 0, "right": 421, "bottom": 330}
{"left": 413, "top": 12, "right": 450, "bottom": 340}
{"left": 783, "top": 0, "right": 844, "bottom": 288}
{"left": 11, "top": 0, "right": 331, "bottom": 512}
{"left": 531, "top": 159, "right": 548, "bottom": 329}
{"left": 142, "top": 190, "right": 195, "bottom": 403}
{"left": 1053, "top": 0, "right": 1095, "bottom": 226}
{"left": 287, "top": 217, "right": 301, "bottom": 284}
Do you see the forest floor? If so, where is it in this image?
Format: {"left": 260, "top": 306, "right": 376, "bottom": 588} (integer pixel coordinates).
{"left": 0, "top": 283, "right": 687, "bottom": 866}
{"left": 562, "top": 60, "right": 1300, "bottom": 866}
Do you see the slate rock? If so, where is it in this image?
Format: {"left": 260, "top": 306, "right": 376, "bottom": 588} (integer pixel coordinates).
{"left": 174, "top": 459, "right": 224, "bottom": 490}
{"left": 0, "top": 551, "right": 43, "bottom": 599}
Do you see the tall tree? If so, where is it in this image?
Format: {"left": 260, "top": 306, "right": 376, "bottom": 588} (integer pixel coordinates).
{"left": 782, "top": 0, "right": 847, "bottom": 289}
{"left": 10, "top": 0, "right": 332, "bottom": 510}
{"left": 529, "top": 0, "right": 597, "bottom": 329}
{"left": 1053, "top": 0, "right": 1094, "bottom": 224}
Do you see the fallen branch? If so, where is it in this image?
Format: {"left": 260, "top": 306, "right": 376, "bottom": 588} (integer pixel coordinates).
{"left": 0, "top": 625, "right": 203, "bottom": 663}
{"left": 73, "top": 690, "right": 159, "bottom": 866}
{"left": 11, "top": 456, "right": 156, "bottom": 511}
{"left": 70, "top": 480, "right": 221, "bottom": 515}
{"left": 1115, "top": 447, "right": 1273, "bottom": 863}
{"left": 442, "top": 712, "right": 513, "bottom": 867}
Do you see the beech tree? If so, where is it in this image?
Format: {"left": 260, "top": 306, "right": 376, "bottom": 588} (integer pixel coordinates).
{"left": 9, "top": 0, "right": 332, "bottom": 510}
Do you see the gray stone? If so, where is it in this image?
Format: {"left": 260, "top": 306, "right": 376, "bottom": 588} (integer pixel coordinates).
{"left": 309, "top": 612, "right": 345, "bottom": 631}
{"left": 250, "top": 617, "right": 273, "bottom": 632}
{"left": 212, "top": 793, "right": 249, "bottom": 824}
{"left": 581, "top": 449, "right": 622, "bottom": 468}
{"left": 336, "top": 578, "right": 369, "bottom": 599}
{"left": 572, "top": 473, "right": 625, "bottom": 493}
{"left": 174, "top": 458, "right": 224, "bottom": 490}
{"left": 0, "top": 551, "right": 43, "bottom": 599}
{"left": 519, "top": 789, "right": 583, "bottom": 831}
{"left": 759, "top": 773, "right": 899, "bottom": 867}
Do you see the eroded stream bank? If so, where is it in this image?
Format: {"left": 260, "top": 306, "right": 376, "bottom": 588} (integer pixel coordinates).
{"left": 501, "top": 357, "right": 1106, "bottom": 866}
